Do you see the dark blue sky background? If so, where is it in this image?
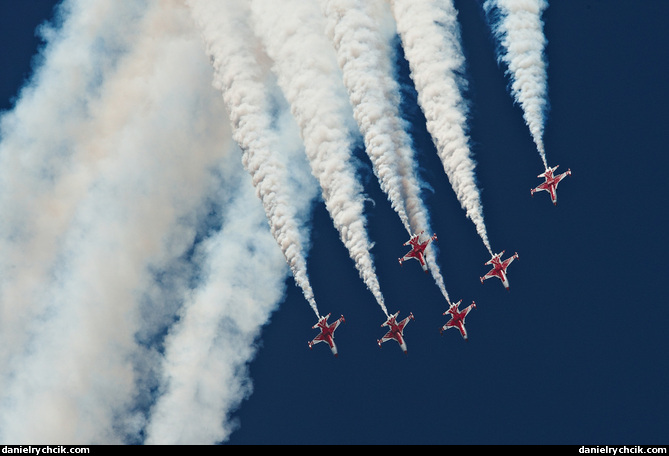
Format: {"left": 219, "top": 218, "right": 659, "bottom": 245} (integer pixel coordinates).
{"left": 2, "top": 0, "right": 667, "bottom": 445}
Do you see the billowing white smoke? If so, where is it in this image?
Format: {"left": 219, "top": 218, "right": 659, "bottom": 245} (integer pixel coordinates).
{"left": 144, "top": 162, "right": 290, "bottom": 445}
{"left": 483, "top": 0, "right": 549, "bottom": 169}
{"left": 320, "top": 0, "right": 408, "bottom": 230}
{"left": 0, "top": 0, "right": 149, "bottom": 385}
{"left": 319, "top": 0, "right": 450, "bottom": 302}
{"left": 186, "top": 0, "right": 321, "bottom": 318}
{"left": 0, "top": 0, "right": 290, "bottom": 444}
{"left": 250, "top": 0, "right": 389, "bottom": 316}
{"left": 390, "top": 0, "right": 493, "bottom": 255}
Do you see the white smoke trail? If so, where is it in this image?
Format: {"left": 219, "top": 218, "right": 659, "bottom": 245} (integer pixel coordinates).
{"left": 320, "top": 0, "right": 408, "bottom": 231}
{"left": 483, "top": 0, "right": 549, "bottom": 169}
{"left": 145, "top": 160, "right": 289, "bottom": 445}
{"left": 187, "top": 0, "right": 321, "bottom": 319}
{"left": 390, "top": 0, "right": 493, "bottom": 255}
{"left": 483, "top": 0, "right": 548, "bottom": 168}
{"left": 0, "top": 0, "right": 283, "bottom": 444}
{"left": 250, "top": 0, "right": 389, "bottom": 316}
{"left": 319, "top": 0, "right": 450, "bottom": 302}
{"left": 0, "top": 0, "right": 149, "bottom": 381}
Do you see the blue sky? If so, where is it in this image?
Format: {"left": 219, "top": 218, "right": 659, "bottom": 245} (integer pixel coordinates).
{"left": 226, "top": 1, "right": 669, "bottom": 444}
{"left": 1, "top": 0, "right": 667, "bottom": 445}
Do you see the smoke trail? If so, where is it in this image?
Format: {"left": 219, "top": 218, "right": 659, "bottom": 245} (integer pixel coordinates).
{"left": 483, "top": 0, "right": 549, "bottom": 169}
{"left": 145, "top": 160, "right": 290, "bottom": 445}
{"left": 187, "top": 0, "right": 321, "bottom": 319}
{"left": 250, "top": 0, "right": 389, "bottom": 316}
{"left": 390, "top": 0, "right": 493, "bottom": 255}
{"left": 0, "top": 0, "right": 149, "bottom": 380}
{"left": 319, "top": 0, "right": 450, "bottom": 302}
{"left": 0, "top": 0, "right": 284, "bottom": 444}
{"left": 319, "top": 0, "right": 408, "bottom": 230}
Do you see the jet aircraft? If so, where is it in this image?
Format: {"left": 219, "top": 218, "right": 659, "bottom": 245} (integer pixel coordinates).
{"left": 531, "top": 165, "right": 572, "bottom": 206}
{"left": 480, "top": 250, "right": 519, "bottom": 290}
{"left": 377, "top": 311, "right": 414, "bottom": 354}
{"left": 440, "top": 300, "right": 476, "bottom": 340}
{"left": 398, "top": 230, "right": 437, "bottom": 273}
{"left": 308, "top": 313, "right": 345, "bottom": 357}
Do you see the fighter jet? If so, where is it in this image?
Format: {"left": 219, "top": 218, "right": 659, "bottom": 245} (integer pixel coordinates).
{"left": 377, "top": 311, "right": 414, "bottom": 354}
{"left": 308, "top": 313, "right": 345, "bottom": 357}
{"left": 480, "top": 250, "right": 518, "bottom": 290}
{"left": 531, "top": 165, "right": 572, "bottom": 206}
{"left": 440, "top": 300, "right": 476, "bottom": 340}
{"left": 398, "top": 231, "right": 437, "bottom": 273}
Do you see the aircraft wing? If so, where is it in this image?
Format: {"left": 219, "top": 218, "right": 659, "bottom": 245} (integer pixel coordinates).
{"left": 532, "top": 182, "right": 549, "bottom": 193}
{"left": 330, "top": 317, "right": 343, "bottom": 332}
{"left": 311, "top": 332, "right": 327, "bottom": 343}
{"left": 482, "top": 268, "right": 498, "bottom": 280}
{"left": 501, "top": 256, "right": 515, "bottom": 269}
{"left": 401, "top": 251, "right": 417, "bottom": 261}
{"left": 378, "top": 329, "right": 394, "bottom": 343}
{"left": 555, "top": 169, "right": 571, "bottom": 186}
{"left": 444, "top": 317, "right": 458, "bottom": 328}
{"left": 397, "top": 314, "right": 413, "bottom": 331}
{"left": 462, "top": 302, "right": 475, "bottom": 318}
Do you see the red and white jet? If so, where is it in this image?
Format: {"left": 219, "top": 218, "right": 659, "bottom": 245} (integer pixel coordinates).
{"left": 531, "top": 165, "right": 572, "bottom": 206}
{"left": 398, "top": 230, "right": 437, "bottom": 273}
{"left": 308, "top": 313, "right": 345, "bottom": 357}
{"left": 440, "top": 300, "right": 476, "bottom": 340}
{"left": 480, "top": 250, "right": 519, "bottom": 290}
{"left": 377, "top": 311, "right": 414, "bottom": 354}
